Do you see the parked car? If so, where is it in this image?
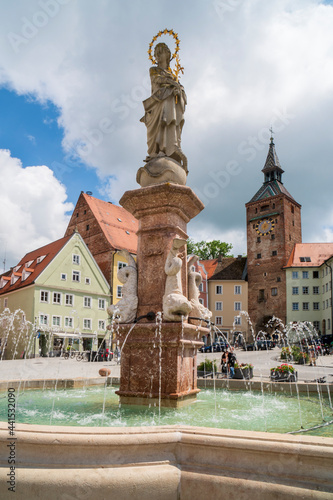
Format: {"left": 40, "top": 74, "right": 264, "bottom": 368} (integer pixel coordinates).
{"left": 199, "top": 342, "right": 230, "bottom": 353}
{"left": 243, "top": 340, "right": 274, "bottom": 351}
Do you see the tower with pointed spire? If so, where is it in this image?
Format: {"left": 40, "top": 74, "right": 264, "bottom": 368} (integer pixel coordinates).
{"left": 245, "top": 137, "right": 302, "bottom": 333}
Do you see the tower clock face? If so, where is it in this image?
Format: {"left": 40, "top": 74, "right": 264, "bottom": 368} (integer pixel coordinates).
{"left": 255, "top": 218, "right": 275, "bottom": 236}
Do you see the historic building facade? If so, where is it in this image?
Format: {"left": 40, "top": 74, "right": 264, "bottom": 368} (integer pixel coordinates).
{"left": 246, "top": 138, "right": 302, "bottom": 333}
{"left": 65, "top": 192, "right": 138, "bottom": 304}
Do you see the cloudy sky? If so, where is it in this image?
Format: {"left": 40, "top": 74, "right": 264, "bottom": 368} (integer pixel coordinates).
{"left": 0, "top": 0, "right": 333, "bottom": 270}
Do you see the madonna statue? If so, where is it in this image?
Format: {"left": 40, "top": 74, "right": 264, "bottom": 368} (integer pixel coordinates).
{"left": 137, "top": 42, "right": 188, "bottom": 187}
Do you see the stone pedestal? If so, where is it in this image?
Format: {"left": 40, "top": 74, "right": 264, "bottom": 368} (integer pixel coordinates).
{"left": 120, "top": 183, "right": 204, "bottom": 318}
{"left": 118, "top": 183, "right": 207, "bottom": 407}
{"left": 116, "top": 322, "right": 206, "bottom": 407}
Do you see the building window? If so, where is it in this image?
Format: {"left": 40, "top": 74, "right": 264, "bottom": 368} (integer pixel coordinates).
{"left": 83, "top": 319, "right": 92, "bottom": 330}
{"left": 86, "top": 224, "right": 90, "bottom": 231}
{"left": 72, "top": 270, "right": 80, "bottom": 282}
{"left": 199, "top": 283, "right": 203, "bottom": 292}
{"left": 234, "top": 316, "right": 241, "bottom": 326}
{"left": 52, "top": 316, "right": 61, "bottom": 327}
{"left": 84, "top": 297, "right": 92, "bottom": 308}
{"left": 313, "top": 302, "right": 320, "bottom": 310}
{"left": 215, "top": 317, "right": 223, "bottom": 325}
{"left": 98, "top": 320, "right": 106, "bottom": 330}
{"left": 271, "top": 288, "right": 278, "bottom": 296}
{"left": 313, "top": 321, "right": 320, "bottom": 332}
{"left": 292, "top": 287, "right": 299, "bottom": 295}
{"left": 277, "top": 277, "right": 281, "bottom": 282}
{"left": 40, "top": 290, "right": 49, "bottom": 303}
{"left": 272, "top": 250, "right": 277, "bottom": 256}
{"left": 302, "top": 302, "right": 309, "bottom": 311}
{"left": 234, "top": 285, "right": 241, "bottom": 295}
{"left": 64, "top": 317, "right": 73, "bottom": 328}
{"left": 118, "top": 261, "right": 127, "bottom": 270}
{"left": 292, "top": 271, "right": 299, "bottom": 279}
{"left": 258, "top": 289, "right": 265, "bottom": 302}
{"left": 53, "top": 292, "right": 61, "bottom": 305}
{"left": 271, "top": 234, "right": 275, "bottom": 240}
{"left": 323, "top": 301, "right": 326, "bottom": 310}
{"left": 4, "top": 298, "right": 8, "bottom": 308}
{"left": 326, "top": 283, "right": 329, "bottom": 293}
{"left": 313, "top": 271, "right": 319, "bottom": 279}
{"left": 302, "top": 271, "right": 309, "bottom": 279}
{"left": 292, "top": 303, "right": 299, "bottom": 311}
{"left": 85, "top": 277, "right": 91, "bottom": 285}
{"left": 72, "top": 254, "right": 80, "bottom": 265}
{"left": 302, "top": 286, "right": 309, "bottom": 295}
{"left": 257, "top": 237, "right": 261, "bottom": 243}
{"left": 234, "top": 302, "right": 241, "bottom": 311}
{"left": 65, "top": 294, "right": 73, "bottom": 306}
{"left": 117, "top": 286, "right": 123, "bottom": 298}
{"left": 256, "top": 253, "right": 261, "bottom": 259}
{"left": 199, "top": 298, "right": 204, "bottom": 305}
{"left": 39, "top": 314, "right": 48, "bottom": 326}
{"left": 61, "top": 273, "right": 67, "bottom": 281}
{"left": 328, "top": 319, "right": 331, "bottom": 330}
{"left": 313, "top": 286, "right": 319, "bottom": 295}
{"left": 216, "top": 285, "right": 223, "bottom": 294}
{"left": 215, "top": 302, "right": 222, "bottom": 311}
{"left": 98, "top": 298, "right": 106, "bottom": 310}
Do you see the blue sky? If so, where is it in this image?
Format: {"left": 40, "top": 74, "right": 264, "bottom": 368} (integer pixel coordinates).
{"left": 1, "top": 0, "right": 333, "bottom": 269}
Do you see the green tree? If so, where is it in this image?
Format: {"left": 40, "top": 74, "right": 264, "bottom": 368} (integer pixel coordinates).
{"left": 187, "top": 239, "right": 233, "bottom": 260}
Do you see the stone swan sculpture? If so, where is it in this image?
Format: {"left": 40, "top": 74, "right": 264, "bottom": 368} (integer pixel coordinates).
{"left": 163, "top": 238, "right": 192, "bottom": 321}
{"left": 187, "top": 255, "right": 212, "bottom": 326}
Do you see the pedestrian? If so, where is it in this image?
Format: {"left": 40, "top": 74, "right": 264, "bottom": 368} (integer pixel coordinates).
{"left": 221, "top": 350, "right": 228, "bottom": 377}
{"left": 228, "top": 347, "right": 236, "bottom": 379}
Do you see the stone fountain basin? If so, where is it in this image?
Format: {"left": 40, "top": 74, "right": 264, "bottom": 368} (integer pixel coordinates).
{"left": 0, "top": 422, "right": 333, "bottom": 499}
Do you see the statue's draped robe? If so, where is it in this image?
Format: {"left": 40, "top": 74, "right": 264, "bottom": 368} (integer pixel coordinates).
{"left": 141, "top": 66, "right": 186, "bottom": 162}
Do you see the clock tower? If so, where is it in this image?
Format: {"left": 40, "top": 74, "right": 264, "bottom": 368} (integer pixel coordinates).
{"left": 246, "top": 137, "right": 302, "bottom": 333}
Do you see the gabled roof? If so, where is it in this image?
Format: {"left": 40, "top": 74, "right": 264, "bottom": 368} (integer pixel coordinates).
{"left": 0, "top": 235, "right": 72, "bottom": 295}
{"left": 209, "top": 257, "right": 247, "bottom": 281}
{"left": 249, "top": 180, "right": 296, "bottom": 203}
{"left": 79, "top": 193, "right": 138, "bottom": 254}
{"left": 199, "top": 259, "right": 218, "bottom": 279}
{"left": 285, "top": 243, "right": 333, "bottom": 268}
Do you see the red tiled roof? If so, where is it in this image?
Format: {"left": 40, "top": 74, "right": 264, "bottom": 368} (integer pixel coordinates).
{"left": 199, "top": 259, "right": 218, "bottom": 279}
{"left": 285, "top": 243, "right": 333, "bottom": 268}
{"left": 82, "top": 193, "right": 138, "bottom": 254}
{"left": 0, "top": 235, "right": 72, "bottom": 295}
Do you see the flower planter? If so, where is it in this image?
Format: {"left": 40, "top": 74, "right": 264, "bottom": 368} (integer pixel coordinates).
{"left": 233, "top": 367, "right": 253, "bottom": 380}
{"left": 270, "top": 370, "right": 298, "bottom": 382}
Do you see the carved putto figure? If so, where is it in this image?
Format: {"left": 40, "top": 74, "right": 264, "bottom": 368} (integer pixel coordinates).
{"left": 107, "top": 250, "right": 138, "bottom": 323}
{"left": 163, "top": 238, "right": 192, "bottom": 321}
{"left": 187, "top": 255, "right": 212, "bottom": 326}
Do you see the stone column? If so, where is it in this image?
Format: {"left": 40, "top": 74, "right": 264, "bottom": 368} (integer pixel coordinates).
{"left": 120, "top": 183, "right": 204, "bottom": 318}
{"left": 116, "top": 183, "right": 208, "bottom": 407}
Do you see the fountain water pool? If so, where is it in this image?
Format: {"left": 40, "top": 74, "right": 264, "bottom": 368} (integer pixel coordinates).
{"left": 1, "top": 385, "right": 332, "bottom": 437}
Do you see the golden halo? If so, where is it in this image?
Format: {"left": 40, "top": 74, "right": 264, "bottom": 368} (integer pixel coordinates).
{"left": 147, "top": 29, "right": 183, "bottom": 80}
{"left": 148, "top": 28, "right": 179, "bottom": 64}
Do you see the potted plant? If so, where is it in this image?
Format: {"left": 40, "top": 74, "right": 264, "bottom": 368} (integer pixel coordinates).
{"left": 233, "top": 362, "right": 254, "bottom": 380}
{"left": 270, "top": 364, "right": 297, "bottom": 382}
{"left": 197, "top": 359, "right": 218, "bottom": 378}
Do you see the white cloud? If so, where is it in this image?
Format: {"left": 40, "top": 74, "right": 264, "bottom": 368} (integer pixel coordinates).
{"left": 0, "top": 149, "right": 73, "bottom": 269}
{"left": 0, "top": 0, "right": 333, "bottom": 256}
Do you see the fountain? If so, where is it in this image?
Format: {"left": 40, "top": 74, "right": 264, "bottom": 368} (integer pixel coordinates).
{"left": 1, "top": 30, "right": 333, "bottom": 499}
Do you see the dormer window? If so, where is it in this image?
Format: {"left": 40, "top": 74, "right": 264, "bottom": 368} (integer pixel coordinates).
{"left": 37, "top": 255, "right": 46, "bottom": 264}
{"left": 300, "top": 257, "right": 311, "bottom": 263}
{"left": 117, "top": 218, "right": 122, "bottom": 222}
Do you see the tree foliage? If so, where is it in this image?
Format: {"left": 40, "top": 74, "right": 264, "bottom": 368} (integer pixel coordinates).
{"left": 187, "top": 239, "right": 233, "bottom": 260}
